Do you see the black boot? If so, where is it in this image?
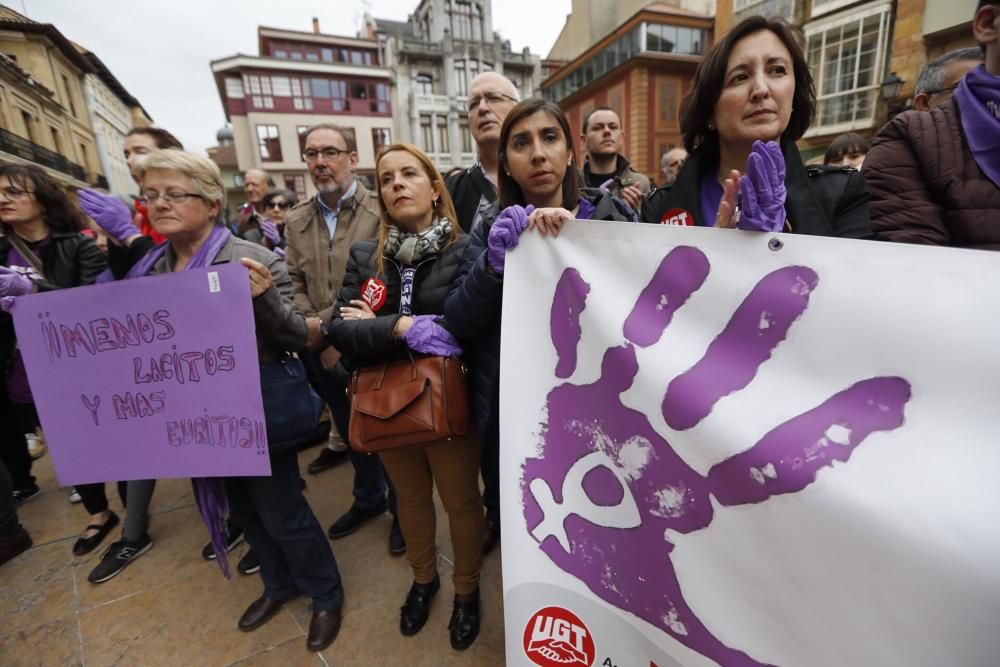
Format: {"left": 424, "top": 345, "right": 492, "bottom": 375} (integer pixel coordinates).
{"left": 400, "top": 576, "right": 440, "bottom": 636}
{"left": 448, "top": 588, "right": 480, "bottom": 650}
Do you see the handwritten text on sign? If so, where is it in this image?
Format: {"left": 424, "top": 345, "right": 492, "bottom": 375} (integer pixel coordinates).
{"left": 12, "top": 263, "right": 270, "bottom": 485}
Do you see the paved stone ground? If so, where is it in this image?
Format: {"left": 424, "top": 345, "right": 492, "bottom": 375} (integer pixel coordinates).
{"left": 1, "top": 442, "right": 506, "bottom": 666}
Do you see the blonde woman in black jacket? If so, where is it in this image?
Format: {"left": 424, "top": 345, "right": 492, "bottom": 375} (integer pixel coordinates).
{"left": 327, "top": 143, "right": 484, "bottom": 651}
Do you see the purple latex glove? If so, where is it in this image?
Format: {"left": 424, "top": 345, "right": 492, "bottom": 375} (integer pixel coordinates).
{"left": 259, "top": 219, "right": 281, "bottom": 245}
{"left": 0, "top": 266, "right": 32, "bottom": 298}
{"left": 401, "top": 314, "right": 463, "bottom": 357}
{"left": 599, "top": 178, "right": 615, "bottom": 193}
{"left": 77, "top": 188, "right": 140, "bottom": 242}
{"left": 487, "top": 204, "right": 535, "bottom": 274}
{"left": 0, "top": 297, "right": 15, "bottom": 313}
{"left": 738, "top": 140, "right": 787, "bottom": 233}
{"left": 273, "top": 246, "right": 286, "bottom": 259}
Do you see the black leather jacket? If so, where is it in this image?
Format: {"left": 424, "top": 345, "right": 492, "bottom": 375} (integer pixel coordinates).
{"left": 1, "top": 229, "right": 107, "bottom": 369}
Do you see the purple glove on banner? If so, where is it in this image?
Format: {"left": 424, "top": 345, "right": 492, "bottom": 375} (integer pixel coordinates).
{"left": 738, "top": 141, "right": 787, "bottom": 233}
{"left": 401, "top": 314, "right": 463, "bottom": 356}
{"left": 259, "top": 219, "right": 281, "bottom": 245}
{"left": 487, "top": 204, "right": 535, "bottom": 274}
{"left": 77, "top": 188, "right": 140, "bottom": 242}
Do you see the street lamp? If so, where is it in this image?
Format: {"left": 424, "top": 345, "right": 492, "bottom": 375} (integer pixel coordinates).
{"left": 880, "top": 72, "right": 904, "bottom": 101}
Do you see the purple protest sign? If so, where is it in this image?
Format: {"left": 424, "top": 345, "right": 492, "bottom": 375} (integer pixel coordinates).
{"left": 11, "top": 263, "right": 270, "bottom": 485}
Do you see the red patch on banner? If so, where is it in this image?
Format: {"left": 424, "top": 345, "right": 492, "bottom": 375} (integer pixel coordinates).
{"left": 361, "top": 277, "right": 387, "bottom": 312}
{"left": 523, "top": 606, "right": 596, "bottom": 667}
{"left": 659, "top": 208, "right": 694, "bottom": 226}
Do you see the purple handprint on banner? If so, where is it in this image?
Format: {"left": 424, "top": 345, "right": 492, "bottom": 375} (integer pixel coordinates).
{"left": 521, "top": 247, "right": 911, "bottom": 667}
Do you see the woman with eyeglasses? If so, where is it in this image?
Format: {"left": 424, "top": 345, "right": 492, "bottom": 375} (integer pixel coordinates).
{"left": 252, "top": 189, "right": 298, "bottom": 254}
{"left": 0, "top": 164, "right": 107, "bottom": 510}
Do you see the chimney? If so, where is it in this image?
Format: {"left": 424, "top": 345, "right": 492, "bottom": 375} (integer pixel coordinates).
{"left": 312, "top": 17, "right": 320, "bottom": 34}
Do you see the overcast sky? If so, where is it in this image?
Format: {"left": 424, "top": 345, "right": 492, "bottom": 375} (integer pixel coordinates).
{"left": 17, "top": 0, "right": 571, "bottom": 153}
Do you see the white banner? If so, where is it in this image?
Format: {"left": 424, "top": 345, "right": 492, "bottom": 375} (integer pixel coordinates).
{"left": 500, "top": 221, "right": 1000, "bottom": 667}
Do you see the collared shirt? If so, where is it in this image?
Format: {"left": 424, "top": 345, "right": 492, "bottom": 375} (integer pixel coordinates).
{"left": 315, "top": 179, "right": 359, "bottom": 240}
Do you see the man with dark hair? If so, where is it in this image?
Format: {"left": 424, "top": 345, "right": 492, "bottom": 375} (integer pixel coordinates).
{"left": 913, "top": 47, "right": 984, "bottom": 111}
{"left": 580, "top": 106, "right": 650, "bottom": 211}
{"left": 283, "top": 123, "right": 403, "bottom": 555}
{"left": 865, "top": 0, "right": 1000, "bottom": 247}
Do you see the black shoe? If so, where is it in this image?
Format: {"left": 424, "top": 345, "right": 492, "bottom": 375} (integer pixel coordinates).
{"left": 327, "top": 503, "right": 387, "bottom": 539}
{"left": 12, "top": 483, "right": 40, "bottom": 507}
{"left": 400, "top": 576, "right": 440, "bottom": 636}
{"left": 449, "top": 589, "right": 480, "bottom": 651}
{"left": 388, "top": 517, "right": 406, "bottom": 556}
{"left": 482, "top": 517, "right": 501, "bottom": 556}
{"left": 73, "top": 511, "right": 120, "bottom": 557}
{"left": 0, "top": 526, "right": 32, "bottom": 567}
{"left": 238, "top": 595, "right": 292, "bottom": 632}
{"left": 307, "top": 607, "right": 342, "bottom": 652}
{"left": 87, "top": 534, "right": 154, "bottom": 584}
{"left": 307, "top": 448, "right": 348, "bottom": 475}
{"left": 237, "top": 549, "right": 261, "bottom": 575}
{"left": 201, "top": 528, "right": 245, "bottom": 560}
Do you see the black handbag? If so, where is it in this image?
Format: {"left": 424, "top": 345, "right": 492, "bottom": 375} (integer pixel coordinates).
{"left": 260, "top": 354, "right": 323, "bottom": 458}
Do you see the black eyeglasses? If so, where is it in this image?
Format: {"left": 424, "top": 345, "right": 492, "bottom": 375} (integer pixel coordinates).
{"left": 302, "top": 147, "right": 350, "bottom": 162}
{"left": 137, "top": 191, "right": 207, "bottom": 206}
{"left": 266, "top": 200, "right": 291, "bottom": 210}
{"left": 466, "top": 91, "right": 518, "bottom": 113}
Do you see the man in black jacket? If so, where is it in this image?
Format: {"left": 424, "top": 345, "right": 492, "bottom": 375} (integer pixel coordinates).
{"left": 444, "top": 71, "right": 519, "bottom": 554}
{"left": 445, "top": 72, "right": 520, "bottom": 235}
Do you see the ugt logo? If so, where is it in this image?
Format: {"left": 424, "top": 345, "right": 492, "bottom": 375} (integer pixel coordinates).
{"left": 523, "top": 606, "right": 596, "bottom": 667}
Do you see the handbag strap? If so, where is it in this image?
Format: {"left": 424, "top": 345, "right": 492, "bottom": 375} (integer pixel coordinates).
{"left": 6, "top": 232, "right": 46, "bottom": 280}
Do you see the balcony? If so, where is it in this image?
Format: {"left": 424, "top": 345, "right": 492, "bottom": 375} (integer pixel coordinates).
{"left": 414, "top": 93, "right": 451, "bottom": 113}
{"left": 399, "top": 40, "right": 442, "bottom": 57}
{"left": 0, "top": 128, "right": 88, "bottom": 183}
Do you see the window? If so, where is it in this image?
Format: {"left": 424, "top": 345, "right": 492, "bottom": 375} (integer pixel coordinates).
{"left": 244, "top": 75, "right": 273, "bottom": 109}
{"left": 306, "top": 52, "right": 319, "bottom": 62}
{"left": 225, "top": 77, "right": 245, "bottom": 98}
{"left": 50, "top": 127, "right": 61, "bottom": 153}
{"left": 297, "top": 126, "right": 310, "bottom": 157}
{"left": 78, "top": 142, "right": 88, "bottom": 170}
{"left": 420, "top": 116, "right": 433, "bottom": 152}
{"left": 291, "top": 52, "right": 303, "bottom": 60}
{"left": 460, "top": 120, "right": 472, "bottom": 153}
{"left": 291, "top": 78, "right": 313, "bottom": 111}
{"left": 321, "top": 49, "right": 333, "bottom": 62}
{"left": 275, "top": 50, "right": 288, "bottom": 59}
{"left": 312, "top": 78, "right": 331, "bottom": 98}
{"left": 452, "top": 1, "right": 474, "bottom": 40}
{"left": 350, "top": 51, "right": 363, "bottom": 65}
{"left": 256, "top": 125, "right": 282, "bottom": 161}
{"left": 21, "top": 111, "right": 33, "bottom": 143}
{"left": 658, "top": 79, "right": 680, "bottom": 126}
{"left": 807, "top": 5, "right": 891, "bottom": 132}
{"left": 437, "top": 121, "right": 450, "bottom": 153}
{"left": 416, "top": 74, "right": 433, "bottom": 95}
{"left": 455, "top": 61, "right": 468, "bottom": 96}
{"left": 372, "top": 128, "right": 391, "bottom": 156}
{"left": 645, "top": 24, "right": 706, "bottom": 56}
{"left": 373, "top": 83, "right": 390, "bottom": 113}
{"left": 284, "top": 174, "right": 306, "bottom": 200}
{"left": 331, "top": 80, "right": 348, "bottom": 111}
{"left": 61, "top": 75, "right": 76, "bottom": 116}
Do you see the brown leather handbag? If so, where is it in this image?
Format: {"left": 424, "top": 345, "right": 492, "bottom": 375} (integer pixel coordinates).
{"left": 348, "top": 354, "right": 472, "bottom": 453}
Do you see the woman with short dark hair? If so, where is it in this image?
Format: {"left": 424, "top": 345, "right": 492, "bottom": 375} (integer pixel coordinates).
{"left": 250, "top": 188, "right": 298, "bottom": 252}
{"left": 642, "top": 15, "right": 872, "bottom": 239}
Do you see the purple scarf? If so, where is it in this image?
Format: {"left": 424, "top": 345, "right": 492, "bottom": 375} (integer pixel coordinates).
{"left": 123, "top": 225, "right": 236, "bottom": 578}
{"left": 954, "top": 65, "right": 1000, "bottom": 189}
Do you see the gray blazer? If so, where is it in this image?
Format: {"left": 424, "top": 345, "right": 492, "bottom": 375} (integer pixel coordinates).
{"left": 152, "top": 234, "right": 307, "bottom": 360}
